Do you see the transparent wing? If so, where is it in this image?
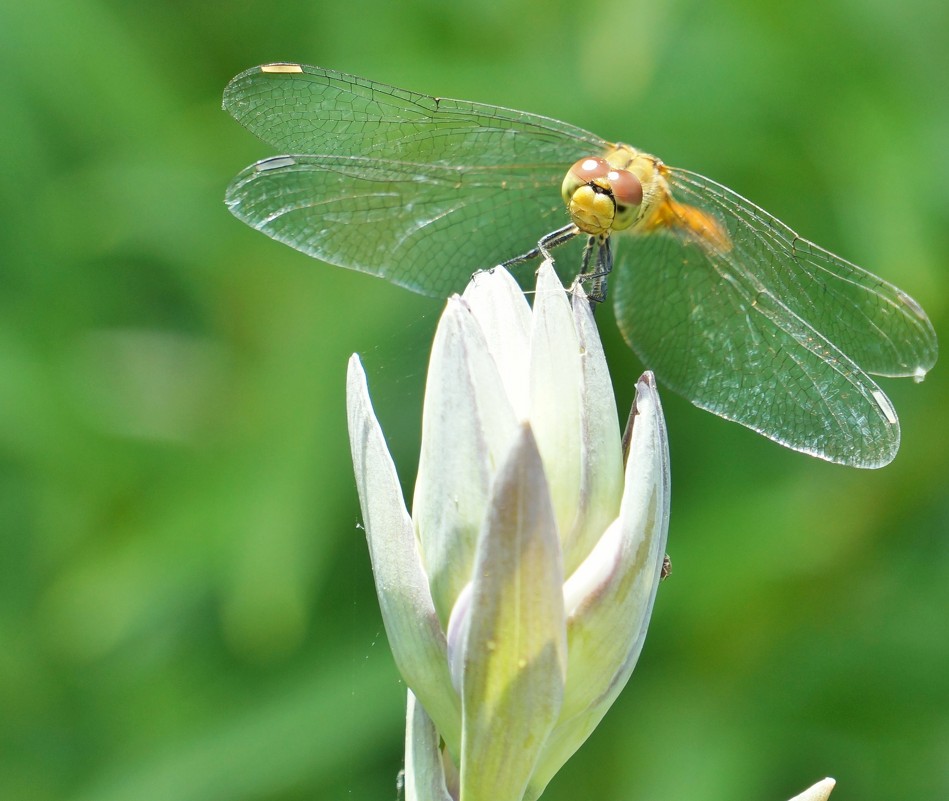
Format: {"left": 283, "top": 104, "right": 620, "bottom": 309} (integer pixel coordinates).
{"left": 223, "top": 63, "right": 607, "bottom": 167}
{"left": 225, "top": 154, "right": 572, "bottom": 297}
{"left": 610, "top": 169, "right": 939, "bottom": 467}
{"left": 667, "top": 168, "right": 938, "bottom": 379}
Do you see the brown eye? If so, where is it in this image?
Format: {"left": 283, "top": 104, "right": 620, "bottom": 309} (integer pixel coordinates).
{"left": 569, "top": 157, "right": 611, "bottom": 182}
{"left": 607, "top": 168, "right": 643, "bottom": 208}
{"left": 563, "top": 157, "right": 613, "bottom": 204}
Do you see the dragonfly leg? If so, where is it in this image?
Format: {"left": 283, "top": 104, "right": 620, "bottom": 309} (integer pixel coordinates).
{"left": 499, "top": 223, "right": 579, "bottom": 269}
{"left": 538, "top": 223, "right": 581, "bottom": 262}
{"left": 569, "top": 236, "right": 613, "bottom": 306}
{"left": 579, "top": 235, "right": 596, "bottom": 275}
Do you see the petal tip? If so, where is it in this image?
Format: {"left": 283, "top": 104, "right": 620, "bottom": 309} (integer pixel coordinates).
{"left": 788, "top": 777, "right": 836, "bottom": 801}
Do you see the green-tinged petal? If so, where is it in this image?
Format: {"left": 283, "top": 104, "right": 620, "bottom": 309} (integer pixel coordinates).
{"left": 788, "top": 778, "right": 836, "bottom": 801}
{"left": 414, "top": 297, "right": 519, "bottom": 625}
{"left": 405, "top": 690, "right": 455, "bottom": 801}
{"left": 527, "top": 372, "right": 670, "bottom": 797}
{"left": 461, "top": 423, "right": 566, "bottom": 801}
{"left": 567, "top": 285, "right": 624, "bottom": 573}
{"left": 463, "top": 267, "right": 533, "bottom": 419}
{"left": 529, "top": 261, "right": 582, "bottom": 567}
{"left": 522, "top": 701, "right": 605, "bottom": 801}
{"left": 347, "top": 355, "right": 461, "bottom": 754}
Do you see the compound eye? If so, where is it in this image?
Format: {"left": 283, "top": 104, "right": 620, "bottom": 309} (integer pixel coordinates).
{"left": 570, "top": 157, "right": 611, "bottom": 181}
{"left": 562, "top": 157, "right": 612, "bottom": 204}
{"left": 607, "top": 168, "right": 644, "bottom": 208}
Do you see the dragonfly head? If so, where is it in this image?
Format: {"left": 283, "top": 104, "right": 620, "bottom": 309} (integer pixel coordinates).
{"left": 562, "top": 143, "right": 674, "bottom": 238}
{"left": 562, "top": 156, "right": 644, "bottom": 236}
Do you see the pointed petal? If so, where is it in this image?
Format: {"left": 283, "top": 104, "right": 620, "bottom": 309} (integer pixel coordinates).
{"left": 529, "top": 261, "right": 582, "bottom": 565}
{"left": 788, "top": 778, "right": 836, "bottom": 801}
{"left": 529, "top": 372, "right": 670, "bottom": 795}
{"left": 404, "top": 690, "right": 455, "bottom": 801}
{"left": 460, "top": 423, "right": 566, "bottom": 801}
{"left": 413, "top": 297, "right": 519, "bottom": 624}
{"left": 464, "top": 267, "right": 533, "bottom": 419}
{"left": 567, "top": 284, "right": 624, "bottom": 571}
{"left": 347, "top": 355, "right": 461, "bottom": 753}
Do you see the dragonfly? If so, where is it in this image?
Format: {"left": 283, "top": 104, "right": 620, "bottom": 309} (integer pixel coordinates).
{"left": 223, "top": 63, "right": 937, "bottom": 468}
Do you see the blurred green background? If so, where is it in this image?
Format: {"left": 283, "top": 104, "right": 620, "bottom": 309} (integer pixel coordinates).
{"left": 1, "top": 0, "right": 946, "bottom": 799}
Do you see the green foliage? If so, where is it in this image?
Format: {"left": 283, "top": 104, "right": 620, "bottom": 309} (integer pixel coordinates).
{"left": 0, "top": 0, "right": 946, "bottom": 799}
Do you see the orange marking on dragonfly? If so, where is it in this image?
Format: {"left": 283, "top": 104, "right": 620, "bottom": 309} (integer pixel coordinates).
{"left": 648, "top": 196, "right": 733, "bottom": 255}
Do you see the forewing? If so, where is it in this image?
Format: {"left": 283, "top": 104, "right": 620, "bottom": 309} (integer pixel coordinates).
{"left": 225, "top": 154, "right": 571, "bottom": 297}
{"left": 223, "top": 63, "right": 606, "bottom": 166}
{"left": 666, "top": 169, "right": 938, "bottom": 379}
{"left": 612, "top": 217, "right": 903, "bottom": 468}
